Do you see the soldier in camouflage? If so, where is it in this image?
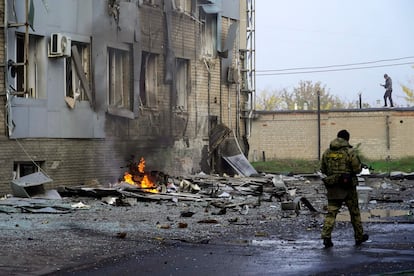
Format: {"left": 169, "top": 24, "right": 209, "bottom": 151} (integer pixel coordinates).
{"left": 320, "top": 129, "right": 369, "bottom": 248}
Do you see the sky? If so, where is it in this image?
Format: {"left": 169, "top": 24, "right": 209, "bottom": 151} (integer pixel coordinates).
{"left": 255, "top": 0, "right": 414, "bottom": 107}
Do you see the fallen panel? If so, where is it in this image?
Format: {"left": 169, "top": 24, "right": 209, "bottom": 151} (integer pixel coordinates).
{"left": 223, "top": 154, "right": 258, "bottom": 177}
{"left": 10, "top": 172, "right": 52, "bottom": 198}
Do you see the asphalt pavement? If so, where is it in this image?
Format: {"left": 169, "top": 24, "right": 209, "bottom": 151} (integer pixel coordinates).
{"left": 48, "top": 222, "right": 414, "bottom": 276}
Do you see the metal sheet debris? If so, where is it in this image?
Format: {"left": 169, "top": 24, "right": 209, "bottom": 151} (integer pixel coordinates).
{"left": 10, "top": 172, "right": 53, "bottom": 198}
{"left": 223, "top": 154, "right": 258, "bottom": 177}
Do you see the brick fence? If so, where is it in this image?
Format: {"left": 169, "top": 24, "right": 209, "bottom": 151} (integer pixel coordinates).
{"left": 248, "top": 108, "right": 414, "bottom": 162}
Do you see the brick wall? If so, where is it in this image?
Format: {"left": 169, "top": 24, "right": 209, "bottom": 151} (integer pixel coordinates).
{"left": 249, "top": 109, "right": 414, "bottom": 162}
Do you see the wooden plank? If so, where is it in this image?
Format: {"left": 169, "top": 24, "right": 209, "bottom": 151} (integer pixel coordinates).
{"left": 71, "top": 45, "right": 93, "bottom": 107}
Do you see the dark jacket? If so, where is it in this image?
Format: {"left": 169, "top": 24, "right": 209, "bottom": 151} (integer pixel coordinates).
{"left": 321, "top": 138, "right": 362, "bottom": 199}
{"left": 384, "top": 76, "right": 392, "bottom": 92}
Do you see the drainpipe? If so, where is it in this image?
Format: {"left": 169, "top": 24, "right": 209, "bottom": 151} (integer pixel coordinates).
{"left": 386, "top": 115, "right": 390, "bottom": 149}
{"left": 24, "top": 0, "right": 29, "bottom": 95}
{"left": 2, "top": 0, "right": 8, "bottom": 97}
{"left": 204, "top": 59, "right": 211, "bottom": 134}
{"left": 219, "top": 59, "right": 222, "bottom": 123}
{"left": 203, "top": 59, "right": 212, "bottom": 171}
{"left": 317, "top": 90, "right": 321, "bottom": 160}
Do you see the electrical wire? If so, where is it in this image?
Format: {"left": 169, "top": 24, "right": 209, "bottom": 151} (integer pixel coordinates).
{"left": 257, "top": 56, "right": 414, "bottom": 72}
{"left": 257, "top": 62, "right": 414, "bottom": 76}
{"left": 14, "top": 138, "right": 51, "bottom": 178}
{"left": 256, "top": 56, "right": 414, "bottom": 76}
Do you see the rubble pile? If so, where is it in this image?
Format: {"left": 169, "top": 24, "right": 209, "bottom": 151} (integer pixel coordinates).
{"left": 0, "top": 168, "right": 413, "bottom": 275}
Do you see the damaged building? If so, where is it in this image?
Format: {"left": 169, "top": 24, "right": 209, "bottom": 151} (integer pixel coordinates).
{"left": 0, "top": 0, "right": 257, "bottom": 194}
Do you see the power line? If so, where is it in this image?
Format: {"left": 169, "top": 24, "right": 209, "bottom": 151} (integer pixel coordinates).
{"left": 256, "top": 56, "right": 414, "bottom": 76}
{"left": 257, "top": 56, "right": 414, "bottom": 72}
{"left": 256, "top": 61, "right": 414, "bottom": 76}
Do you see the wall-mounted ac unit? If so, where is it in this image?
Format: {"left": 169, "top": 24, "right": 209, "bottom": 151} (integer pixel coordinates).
{"left": 49, "top": 33, "right": 71, "bottom": 57}
{"left": 227, "top": 66, "right": 239, "bottom": 84}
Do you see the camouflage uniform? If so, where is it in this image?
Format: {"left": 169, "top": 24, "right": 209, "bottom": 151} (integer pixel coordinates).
{"left": 320, "top": 137, "right": 365, "bottom": 242}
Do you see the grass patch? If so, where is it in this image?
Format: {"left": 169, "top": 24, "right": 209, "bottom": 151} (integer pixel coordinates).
{"left": 251, "top": 159, "right": 320, "bottom": 174}
{"left": 251, "top": 157, "right": 414, "bottom": 174}
{"left": 366, "top": 157, "right": 414, "bottom": 173}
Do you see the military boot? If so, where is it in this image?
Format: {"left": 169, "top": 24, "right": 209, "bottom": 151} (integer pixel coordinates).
{"left": 355, "top": 234, "right": 369, "bottom": 246}
{"left": 323, "top": 238, "right": 333, "bottom": 248}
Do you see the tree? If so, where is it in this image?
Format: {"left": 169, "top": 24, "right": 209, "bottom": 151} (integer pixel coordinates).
{"left": 256, "top": 81, "right": 350, "bottom": 110}
{"left": 255, "top": 89, "right": 285, "bottom": 110}
{"left": 401, "top": 65, "right": 414, "bottom": 106}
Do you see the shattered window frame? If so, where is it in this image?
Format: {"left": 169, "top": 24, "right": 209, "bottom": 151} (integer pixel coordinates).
{"left": 174, "top": 0, "right": 192, "bottom": 13}
{"left": 200, "top": 10, "right": 217, "bottom": 58}
{"left": 13, "top": 161, "right": 44, "bottom": 178}
{"left": 107, "top": 45, "right": 133, "bottom": 112}
{"left": 140, "top": 51, "right": 158, "bottom": 108}
{"left": 15, "top": 33, "right": 47, "bottom": 98}
{"left": 175, "top": 58, "right": 189, "bottom": 111}
{"left": 65, "top": 41, "right": 91, "bottom": 101}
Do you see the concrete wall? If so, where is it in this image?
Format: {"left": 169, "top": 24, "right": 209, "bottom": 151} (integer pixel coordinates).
{"left": 249, "top": 108, "right": 414, "bottom": 162}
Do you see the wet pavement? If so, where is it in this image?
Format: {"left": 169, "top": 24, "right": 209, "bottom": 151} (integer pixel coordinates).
{"left": 50, "top": 223, "right": 414, "bottom": 276}
{"left": 2, "top": 176, "right": 413, "bottom": 276}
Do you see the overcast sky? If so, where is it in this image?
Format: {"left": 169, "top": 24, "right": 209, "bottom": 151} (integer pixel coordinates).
{"left": 255, "top": 0, "right": 414, "bottom": 107}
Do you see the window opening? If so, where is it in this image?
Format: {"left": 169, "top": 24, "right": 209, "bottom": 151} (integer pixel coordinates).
{"left": 13, "top": 161, "right": 44, "bottom": 179}
{"left": 108, "top": 47, "right": 133, "bottom": 111}
{"left": 66, "top": 42, "right": 91, "bottom": 101}
{"left": 174, "top": 0, "right": 192, "bottom": 13}
{"left": 200, "top": 11, "right": 217, "bottom": 57}
{"left": 15, "top": 34, "right": 46, "bottom": 98}
{"left": 140, "top": 52, "right": 158, "bottom": 108}
{"left": 176, "top": 58, "right": 189, "bottom": 111}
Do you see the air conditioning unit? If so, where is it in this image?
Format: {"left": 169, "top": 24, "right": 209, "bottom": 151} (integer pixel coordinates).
{"left": 49, "top": 33, "right": 71, "bottom": 57}
{"left": 227, "top": 66, "right": 239, "bottom": 84}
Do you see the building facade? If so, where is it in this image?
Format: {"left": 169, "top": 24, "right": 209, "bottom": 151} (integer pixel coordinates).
{"left": 0, "top": 0, "right": 255, "bottom": 194}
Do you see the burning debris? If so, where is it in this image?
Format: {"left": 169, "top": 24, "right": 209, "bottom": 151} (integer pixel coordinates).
{"left": 122, "top": 157, "right": 160, "bottom": 194}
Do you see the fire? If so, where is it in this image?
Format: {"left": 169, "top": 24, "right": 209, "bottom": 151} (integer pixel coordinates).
{"left": 138, "top": 157, "right": 145, "bottom": 173}
{"left": 123, "top": 157, "right": 159, "bottom": 193}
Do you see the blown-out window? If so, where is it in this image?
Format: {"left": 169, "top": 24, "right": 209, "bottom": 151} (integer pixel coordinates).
{"left": 174, "top": 0, "right": 192, "bottom": 13}
{"left": 15, "top": 34, "right": 47, "bottom": 98}
{"left": 65, "top": 42, "right": 91, "bottom": 102}
{"left": 140, "top": 52, "right": 158, "bottom": 108}
{"left": 176, "top": 58, "right": 189, "bottom": 111}
{"left": 108, "top": 46, "right": 132, "bottom": 111}
{"left": 200, "top": 9, "right": 217, "bottom": 57}
{"left": 13, "top": 161, "right": 44, "bottom": 179}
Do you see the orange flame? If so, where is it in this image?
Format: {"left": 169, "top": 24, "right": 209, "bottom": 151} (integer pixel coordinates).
{"left": 138, "top": 157, "right": 145, "bottom": 173}
{"left": 123, "top": 157, "right": 158, "bottom": 193}
{"left": 124, "top": 172, "right": 134, "bottom": 185}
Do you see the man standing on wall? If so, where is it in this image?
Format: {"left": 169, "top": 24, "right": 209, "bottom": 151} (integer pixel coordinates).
{"left": 320, "top": 129, "right": 369, "bottom": 248}
{"left": 381, "top": 73, "right": 394, "bottom": 107}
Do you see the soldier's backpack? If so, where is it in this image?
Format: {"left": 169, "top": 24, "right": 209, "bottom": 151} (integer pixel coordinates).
{"left": 322, "top": 148, "right": 352, "bottom": 187}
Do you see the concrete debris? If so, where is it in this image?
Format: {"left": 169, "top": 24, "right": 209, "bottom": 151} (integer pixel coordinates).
{"left": 116, "top": 232, "right": 127, "bottom": 239}
{"left": 2, "top": 170, "right": 413, "bottom": 222}
{"left": 239, "top": 205, "right": 249, "bottom": 215}
{"left": 71, "top": 202, "right": 90, "bottom": 209}
{"left": 178, "top": 222, "right": 188, "bottom": 228}
{"left": 179, "top": 179, "right": 200, "bottom": 193}
{"left": 180, "top": 211, "right": 195, "bottom": 217}
{"left": 102, "top": 196, "right": 118, "bottom": 205}
{"left": 0, "top": 198, "right": 73, "bottom": 214}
